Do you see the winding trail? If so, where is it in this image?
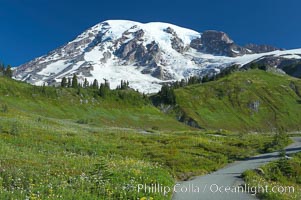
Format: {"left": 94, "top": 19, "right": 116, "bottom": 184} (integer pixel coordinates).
{"left": 172, "top": 137, "right": 301, "bottom": 200}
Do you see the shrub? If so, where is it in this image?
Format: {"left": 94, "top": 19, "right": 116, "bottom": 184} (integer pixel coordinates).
{"left": 1, "top": 104, "right": 8, "bottom": 113}
{"left": 9, "top": 122, "right": 19, "bottom": 136}
{"left": 76, "top": 119, "right": 89, "bottom": 124}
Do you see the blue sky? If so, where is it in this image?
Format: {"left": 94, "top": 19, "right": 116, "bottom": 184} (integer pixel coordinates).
{"left": 1, "top": 0, "right": 301, "bottom": 66}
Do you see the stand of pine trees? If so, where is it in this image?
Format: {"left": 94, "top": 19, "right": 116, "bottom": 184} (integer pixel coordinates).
{"left": 116, "top": 80, "right": 129, "bottom": 90}
{"left": 60, "top": 75, "right": 134, "bottom": 97}
{"left": 0, "top": 63, "right": 13, "bottom": 78}
{"left": 58, "top": 65, "right": 241, "bottom": 105}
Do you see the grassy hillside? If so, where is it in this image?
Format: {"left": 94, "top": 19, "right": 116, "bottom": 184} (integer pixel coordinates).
{"left": 0, "top": 77, "right": 189, "bottom": 131}
{"left": 0, "top": 76, "right": 287, "bottom": 199}
{"left": 174, "top": 69, "right": 301, "bottom": 131}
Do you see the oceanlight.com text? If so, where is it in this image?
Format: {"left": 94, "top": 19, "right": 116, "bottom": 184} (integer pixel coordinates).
{"left": 137, "top": 183, "right": 295, "bottom": 196}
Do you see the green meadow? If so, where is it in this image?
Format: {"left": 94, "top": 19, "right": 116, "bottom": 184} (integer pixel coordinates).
{"left": 0, "top": 69, "right": 298, "bottom": 199}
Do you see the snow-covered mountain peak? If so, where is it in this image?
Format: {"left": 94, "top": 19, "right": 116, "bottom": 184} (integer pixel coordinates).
{"left": 13, "top": 20, "right": 301, "bottom": 93}
{"left": 74, "top": 20, "right": 199, "bottom": 41}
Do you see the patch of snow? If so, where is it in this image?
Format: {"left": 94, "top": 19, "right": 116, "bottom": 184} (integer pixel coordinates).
{"left": 280, "top": 54, "right": 301, "bottom": 59}
{"left": 88, "top": 57, "right": 162, "bottom": 94}
{"left": 37, "top": 60, "right": 70, "bottom": 76}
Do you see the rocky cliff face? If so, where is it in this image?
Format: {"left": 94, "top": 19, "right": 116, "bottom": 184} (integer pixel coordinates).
{"left": 190, "top": 30, "right": 282, "bottom": 57}
{"left": 191, "top": 30, "right": 240, "bottom": 56}
{"left": 13, "top": 20, "right": 301, "bottom": 93}
{"left": 244, "top": 44, "right": 283, "bottom": 53}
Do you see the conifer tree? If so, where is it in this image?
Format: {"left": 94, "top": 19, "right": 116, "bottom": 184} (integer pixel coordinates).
{"left": 180, "top": 79, "right": 186, "bottom": 87}
{"left": 92, "top": 79, "right": 99, "bottom": 89}
{"left": 72, "top": 74, "right": 78, "bottom": 88}
{"left": 120, "top": 80, "right": 124, "bottom": 89}
{"left": 0, "top": 63, "right": 4, "bottom": 75}
{"left": 159, "top": 85, "right": 176, "bottom": 104}
{"left": 119, "top": 80, "right": 129, "bottom": 90}
{"left": 4, "top": 65, "right": 12, "bottom": 78}
{"left": 99, "top": 83, "right": 107, "bottom": 97}
{"left": 41, "top": 83, "right": 46, "bottom": 94}
{"left": 61, "top": 77, "right": 67, "bottom": 87}
{"left": 67, "top": 77, "right": 72, "bottom": 88}
{"left": 83, "top": 78, "right": 89, "bottom": 88}
{"left": 202, "top": 75, "right": 209, "bottom": 83}
{"left": 104, "top": 78, "right": 110, "bottom": 89}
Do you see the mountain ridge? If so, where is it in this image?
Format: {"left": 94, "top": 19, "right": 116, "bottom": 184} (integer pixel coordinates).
{"left": 13, "top": 20, "right": 301, "bottom": 93}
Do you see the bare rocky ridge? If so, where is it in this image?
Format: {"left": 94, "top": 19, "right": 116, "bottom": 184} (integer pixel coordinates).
{"left": 13, "top": 20, "right": 301, "bottom": 93}
{"left": 190, "top": 30, "right": 282, "bottom": 57}
{"left": 164, "top": 27, "right": 188, "bottom": 53}
{"left": 244, "top": 43, "right": 283, "bottom": 53}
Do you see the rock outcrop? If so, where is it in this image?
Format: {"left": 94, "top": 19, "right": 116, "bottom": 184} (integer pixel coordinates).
{"left": 191, "top": 30, "right": 248, "bottom": 57}
{"left": 244, "top": 44, "right": 282, "bottom": 53}
{"left": 190, "top": 30, "right": 282, "bottom": 57}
